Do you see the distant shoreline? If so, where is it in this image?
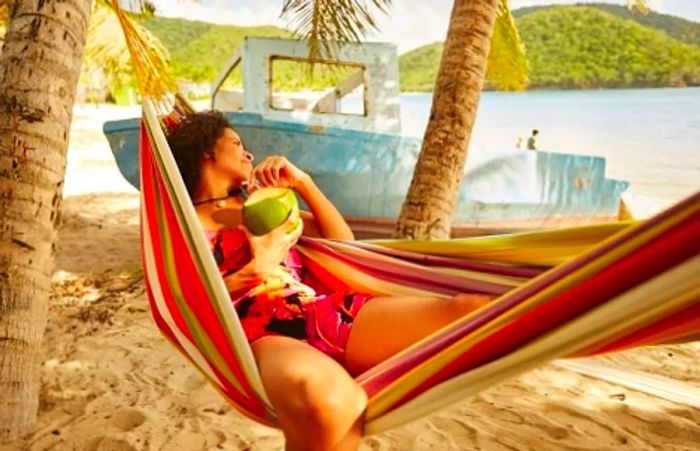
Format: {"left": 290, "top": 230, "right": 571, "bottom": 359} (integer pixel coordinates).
{"left": 81, "top": 85, "right": 700, "bottom": 107}
{"left": 399, "top": 85, "right": 700, "bottom": 95}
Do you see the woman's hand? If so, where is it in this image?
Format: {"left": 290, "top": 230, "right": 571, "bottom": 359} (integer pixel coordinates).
{"left": 241, "top": 207, "right": 303, "bottom": 276}
{"left": 253, "top": 156, "right": 309, "bottom": 190}
{"left": 253, "top": 155, "right": 353, "bottom": 240}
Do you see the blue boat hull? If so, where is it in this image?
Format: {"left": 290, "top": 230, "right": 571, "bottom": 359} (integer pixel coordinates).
{"left": 104, "top": 112, "right": 628, "bottom": 226}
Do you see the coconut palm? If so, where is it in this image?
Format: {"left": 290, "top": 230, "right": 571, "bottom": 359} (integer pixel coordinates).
{"left": 1, "top": 0, "right": 166, "bottom": 104}
{"left": 0, "top": 0, "right": 92, "bottom": 441}
{"left": 394, "top": 0, "right": 518, "bottom": 239}
{"left": 394, "top": 0, "right": 649, "bottom": 239}
{"left": 276, "top": 0, "right": 524, "bottom": 241}
{"left": 278, "top": 0, "right": 528, "bottom": 241}
{"left": 0, "top": 0, "right": 163, "bottom": 441}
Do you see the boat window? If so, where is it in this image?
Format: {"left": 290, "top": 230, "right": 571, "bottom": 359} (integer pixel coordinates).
{"left": 269, "top": 56, "right": 367, "bottom": 116}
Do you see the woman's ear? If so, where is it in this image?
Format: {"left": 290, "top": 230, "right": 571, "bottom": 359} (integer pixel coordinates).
{"left": 207, "top": 140, "right": 223, "bottom": 160}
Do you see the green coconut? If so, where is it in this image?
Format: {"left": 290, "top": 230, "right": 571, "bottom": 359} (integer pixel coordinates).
{"left": 243, "top": 187, "right": 299, "bottom": 236}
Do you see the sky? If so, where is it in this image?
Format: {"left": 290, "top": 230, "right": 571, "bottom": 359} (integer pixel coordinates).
{"left": 150, "top": 0, "right": 700, "bottom": 53}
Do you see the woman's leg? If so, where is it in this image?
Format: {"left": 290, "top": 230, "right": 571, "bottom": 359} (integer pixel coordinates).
{"left": 345, "top": 293, "right": 494, "bottom": 375}
{"left": 252, "top": 336, "right": 367, "bottom": 451}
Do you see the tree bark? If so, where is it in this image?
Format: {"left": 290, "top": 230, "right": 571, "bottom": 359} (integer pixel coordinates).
{"left": 0, "top": 0, "right": 91, "bottom": 441}
{"left": 394, "top": 0, "right": 500, "bottom": 239}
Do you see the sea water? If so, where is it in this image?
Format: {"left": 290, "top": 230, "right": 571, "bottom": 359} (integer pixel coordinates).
{"left": 399, "top": 87, "right": 700, "bottom": 213}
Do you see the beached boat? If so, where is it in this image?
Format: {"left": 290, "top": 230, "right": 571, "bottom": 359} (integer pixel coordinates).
{"left": 103, "top": 37, "right": 629, "bottom": 238}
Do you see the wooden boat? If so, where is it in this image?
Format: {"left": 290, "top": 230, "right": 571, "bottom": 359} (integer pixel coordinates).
{"left": 103, "top": 37, "right": 628, "bottom": 238}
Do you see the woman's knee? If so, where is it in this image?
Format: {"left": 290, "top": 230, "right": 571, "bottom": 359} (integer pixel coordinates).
{"left": 294, "top": 370, "right": 366, "bottom": 426}
{"left": 278, "top": 363, "right": 367, "bottom": 430}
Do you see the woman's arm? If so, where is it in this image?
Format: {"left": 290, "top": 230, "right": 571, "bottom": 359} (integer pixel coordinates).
{"left": 295, "top": 174, "right": 353, "bottom": 240}
{"left": 253, "top": 156, "right": 354, "bottom": 240}
{"left": 222, "top": 259, "right": 266, "bottom": 294}
{"left": 223, "top": 213, "right": 303, "bottom": 293}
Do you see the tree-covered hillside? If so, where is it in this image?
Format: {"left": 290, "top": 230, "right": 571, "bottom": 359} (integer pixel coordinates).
{"left": 513, "top": 3, "right": 700, "bottom": 48}
{"left": 397, "top": 42, "right": 443, "bottom": 92}
{"left": 141, "top": 18, "right": 357, "bottom": 92}
{"left": 400, "top": 5, "right": 700, "bottom": 91}
{"left": 140, "top": 5, "right": 700, "bottom": 92}
{"left": 142, "top": 18, "right": 290, "bottom": 83}
{"left": 519, "top": 6, "right": 700, "bottom": 89}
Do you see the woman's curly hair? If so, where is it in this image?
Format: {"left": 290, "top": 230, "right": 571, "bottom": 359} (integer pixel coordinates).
{"left": 166, "top": 110, "right": 230, "bottom": 198}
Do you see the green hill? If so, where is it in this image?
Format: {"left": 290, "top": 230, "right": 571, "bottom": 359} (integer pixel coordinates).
{"left": 519, "top": 6, "right": 700, "bottom": 89}
{"left": 513, "top": 3, "right": 700, "bottom": 48}
{"left": 397, "top": 43, "right": 443, "bottom": 92}
{"left": 400, "top": 5, "right": 700, "bottom": 91}
{"left": 140, "top": 6, "right": 700, "bottom": 92}
{"left": 142, "top": 18, "right": 290, "bottom": 83}
{"left": 141, "top": 18, "right": 358, "bottom": 91}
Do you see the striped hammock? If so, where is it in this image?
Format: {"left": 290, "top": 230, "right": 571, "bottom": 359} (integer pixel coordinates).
{"left": 139, "top": 98, "right": 700, "bottom": 434}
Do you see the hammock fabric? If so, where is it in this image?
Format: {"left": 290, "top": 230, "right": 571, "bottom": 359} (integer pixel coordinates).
{"left": 139, "top": 99, "right": 700, "bottom": 434}
{"left": 108, "top": 0, "right": 700, "bottom": 433}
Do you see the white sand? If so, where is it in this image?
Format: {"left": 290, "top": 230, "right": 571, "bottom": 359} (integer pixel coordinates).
{"left": 1, "top": 105, "right": 699, "bottom": 450}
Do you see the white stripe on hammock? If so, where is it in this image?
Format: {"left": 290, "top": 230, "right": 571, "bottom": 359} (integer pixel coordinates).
{"left": 143, "top": 100, "right": 271, "bottom": 408}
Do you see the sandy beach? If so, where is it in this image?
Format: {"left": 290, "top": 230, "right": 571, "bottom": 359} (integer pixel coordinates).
{"left": 1, "top": 105, "right": 699, "bottom": 450}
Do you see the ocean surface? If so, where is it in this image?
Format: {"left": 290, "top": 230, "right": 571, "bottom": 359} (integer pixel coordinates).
{"left": 398, "top": 87, "right": 700, "bottom": 210}
{"left": 68, "top": 88, "right": 699, "bottom": 216}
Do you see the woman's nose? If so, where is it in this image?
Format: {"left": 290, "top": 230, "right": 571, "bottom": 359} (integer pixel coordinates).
{"left": 244, "top": 151, "right": 254, "bottom": 163}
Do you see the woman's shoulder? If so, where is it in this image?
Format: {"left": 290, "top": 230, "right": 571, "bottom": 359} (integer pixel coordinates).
{"left": 197, "top": 206, "right": 248, "bottom": 257}
{"left": 196, "top": 204, "right": 244, "bottom": 231}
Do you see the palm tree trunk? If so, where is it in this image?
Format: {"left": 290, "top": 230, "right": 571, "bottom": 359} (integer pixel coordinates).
{"left": 394, "top": 0, "right": 500, "bottom": 239}
{"left": 0, "top": 0, "right": 91, "bottom": 441}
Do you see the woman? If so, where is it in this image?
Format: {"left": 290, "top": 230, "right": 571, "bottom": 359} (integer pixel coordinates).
{"left": 168, "top": 111, "right": 494, "bottom": 451}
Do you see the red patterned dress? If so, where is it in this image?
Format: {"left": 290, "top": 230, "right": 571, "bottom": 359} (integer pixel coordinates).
{"left": 205, "top": 227, "right": 372, "bottom": 363}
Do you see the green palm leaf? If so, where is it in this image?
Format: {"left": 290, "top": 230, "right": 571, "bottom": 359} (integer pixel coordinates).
{"left": 0, "top": 0, "right": 9, "bottom": 41}
{"left": 280, "top": 0, "right": 391, "bottom": 60}
{"left": 484, "top": 0, "right": 647, "bottom": 91}
{"left": 82, "top": 1, "right": 169, "bottom": 102}
{"left": 627, "top": 0, "right": 649, "bottom": 14}
{"left": 486, "top": 0, "right": 529, "bottom": 91}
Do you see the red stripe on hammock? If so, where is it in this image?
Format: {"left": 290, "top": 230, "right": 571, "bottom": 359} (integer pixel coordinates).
{"left": 140, "top": 129, "right": 195, "bottom": 346}
{"left": 301, "top": 238, "right": 511, "bottom": 296}
{"left": 140, "top": 124, "right": 267, "bottom": 416}
{"left": 367, "top": 209, "right": 699, "bottom": 406}
{"left": 590, "top": 301, "right": 700, "bottom": 354}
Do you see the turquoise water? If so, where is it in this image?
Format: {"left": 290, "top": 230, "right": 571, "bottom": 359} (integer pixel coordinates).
{"left": 399, "top": 88, "right": 700, "bottom": 208}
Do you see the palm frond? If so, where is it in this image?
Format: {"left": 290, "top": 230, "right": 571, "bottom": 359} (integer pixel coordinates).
{"left": 0, "top": 0, "right": 156, "bottom": 42}
{"left": 82, "top": 1, "right": 171, "bottom": 101}
{"left": 0, "top": 0, "right": 10, "bottom": 42}
{"left": 280, "top": 0, "right": 391, "bottom": 60}
{"left": 98, "top": 0, "right": 156, "bottom": 18}
{"left": 486, "top": 0, "right": 529, "bottom": 91}
{"left": 627, "top": 0, "right": 649, "bottom": 14}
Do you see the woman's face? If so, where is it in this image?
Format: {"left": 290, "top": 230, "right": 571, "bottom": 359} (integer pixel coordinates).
{"left": 209, "top": 127, "right": 254, "bottom": 184}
